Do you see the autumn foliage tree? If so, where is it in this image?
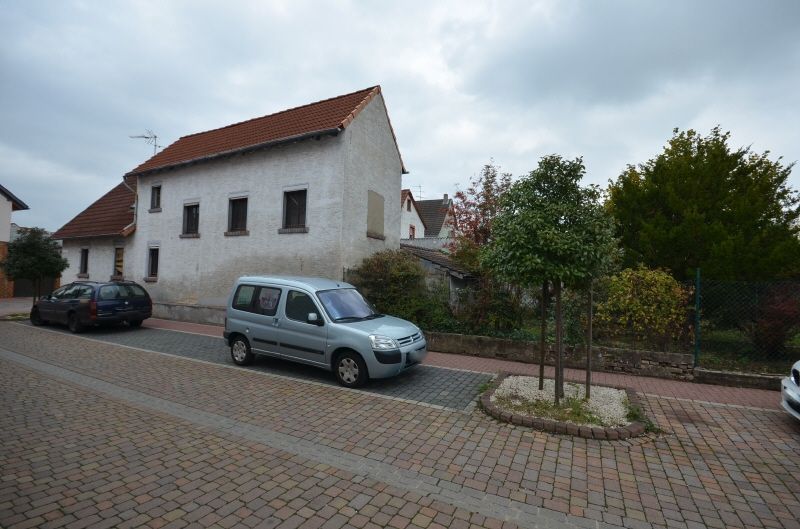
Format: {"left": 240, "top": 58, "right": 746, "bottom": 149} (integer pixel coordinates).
{"left": 447, "top": 161, "right": 517, "bottom": 330}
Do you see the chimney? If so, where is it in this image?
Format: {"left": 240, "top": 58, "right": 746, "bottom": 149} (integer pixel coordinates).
{"left": 442, "top": 193, "right": 449, "bottom": 204}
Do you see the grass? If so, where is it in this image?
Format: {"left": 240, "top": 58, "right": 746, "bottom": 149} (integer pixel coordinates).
{"left": 492, "top": 393, "right": 605, "bottom": 426}
{"left": 626, "top": 402, "right": 661, "bottom": 434}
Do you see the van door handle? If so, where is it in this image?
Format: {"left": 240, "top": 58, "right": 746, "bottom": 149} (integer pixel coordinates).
{"left": 272, "top": 318, "right": 280, "bottom": 327}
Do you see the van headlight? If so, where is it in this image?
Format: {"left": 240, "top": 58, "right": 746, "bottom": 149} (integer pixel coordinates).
{"left": 369, "top": 334, "right": 398, "bottom": 350}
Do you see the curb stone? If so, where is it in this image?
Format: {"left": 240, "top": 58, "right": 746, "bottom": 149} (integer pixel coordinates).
{"left": 479, "top": 372, "right": 650, "bottom": 439}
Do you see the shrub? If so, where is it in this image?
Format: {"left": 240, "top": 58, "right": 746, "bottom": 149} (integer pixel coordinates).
{"left": 347, "top": 250, "right": 454, "bottom": 328}
{"left": 595, "top": 266, "right": 691, "bottom": 349}
{"left": 742, "top": 287, "right": 800, "bottom": 357}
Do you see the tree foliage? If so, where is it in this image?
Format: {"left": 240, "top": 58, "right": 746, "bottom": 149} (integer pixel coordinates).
{"left": 484, "top": 155, "right": 618, "bottom": 288}
{"left": 607, "top": 126, "right": 800, "bottom": 280}
{"left": 0, "top": 228, "right": 68, "bottom": 303}
{"left": 595, "top": 266, "right": 691, "bottom": 349}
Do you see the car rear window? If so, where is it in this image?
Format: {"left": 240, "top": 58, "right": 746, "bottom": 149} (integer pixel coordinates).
{"left": 99, "top": 284, "right": 148, "bottom": 300}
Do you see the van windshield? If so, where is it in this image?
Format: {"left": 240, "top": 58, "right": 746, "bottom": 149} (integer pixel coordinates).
{"left": 317, "top": 288, "right": 383, "bottom": 322}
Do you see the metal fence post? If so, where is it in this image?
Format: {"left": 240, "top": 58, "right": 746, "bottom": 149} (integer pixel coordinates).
{"left": 694, "top": 268, "right": 701, "bottom": 367}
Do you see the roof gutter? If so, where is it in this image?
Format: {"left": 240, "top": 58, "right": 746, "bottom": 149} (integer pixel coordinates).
{"left": 127, "top": 127, "right": 343, "bottom": 179}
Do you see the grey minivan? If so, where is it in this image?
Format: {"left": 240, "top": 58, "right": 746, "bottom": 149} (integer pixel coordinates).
{"left": 223, "top": 276, "right": 427, "bottom": 387}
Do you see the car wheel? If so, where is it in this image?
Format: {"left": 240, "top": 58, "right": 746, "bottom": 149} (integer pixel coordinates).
{"left": 129, "top": 319, "right": 143, "bottom": 328}
{"left": 335, "top": 351, "right": 368, "bottom": 388}
{"left": 67, "top": 313, "right": 84, "bottom": 334}
{"left": 30, "top": 308, "right": 44, "bottom": 326}
{"left": 230, "top": 336, "right": 254, "bottom": 366}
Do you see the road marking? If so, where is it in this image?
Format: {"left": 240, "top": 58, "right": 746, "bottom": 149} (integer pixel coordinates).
{"left": 10, "top": 322, "right": 479, "bottom": 414}
{"left": 0, "top": 346, "right": 614, "bottom": 529}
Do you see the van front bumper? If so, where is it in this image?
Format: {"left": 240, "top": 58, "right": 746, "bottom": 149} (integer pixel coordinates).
{"left": 368, "top": 340, "right": 428, "bottom": 379}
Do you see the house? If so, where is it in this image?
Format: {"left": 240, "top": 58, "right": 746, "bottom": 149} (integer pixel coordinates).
{"left": 401, "top": 193, "right": 455, "bottom": 250}
{"left": 0, "top": 184, "right": 30, "bottom": 298}
{"left": 400, "top": 189, "right": 426, "bottom": 240}
{"left": 53, "top": 85, "right": 406, "bottom": 323}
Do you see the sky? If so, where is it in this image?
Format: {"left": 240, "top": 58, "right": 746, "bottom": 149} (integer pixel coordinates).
{"left": 2, "top": 0, "right": 799, "bottom": 232}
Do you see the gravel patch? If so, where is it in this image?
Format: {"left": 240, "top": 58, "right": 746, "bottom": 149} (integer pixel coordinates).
{"left": 491, "top": 375, "right": 631, "bottom": 427}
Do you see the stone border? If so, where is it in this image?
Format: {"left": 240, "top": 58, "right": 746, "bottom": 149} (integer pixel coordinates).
{"left": 479, "top": 372, "right": 648, "bottom": 440}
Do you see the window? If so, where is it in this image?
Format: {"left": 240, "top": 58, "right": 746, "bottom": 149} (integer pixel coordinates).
{"left": 409, "top": 225, "right": 416, "bottom": 239}
{"left": 406, "top": 199, "right": 411, "bottom": 212}
{"left": 285, "top": 290, "right": 319, "bottom": 322}
{"left": 227, "top": 197, "right": 248, "bottom": 233}
{"left": 366, "top": 190, "right": 385, "bottom": 240}
{"left": 232, "top": 285, "right": 282, "bottom": 316}
{"left": 76, "top": 285, "right": 93, "bottom": 299}
{"left": 79, "top": 248, "right": 89, "bottom": 275}
{"left": 148, "top": 248, "right": 159, "bottom": 278}
{"left": 182, "top": 204, "right": 199, "bottom": 236}
{"left": 150, "top": 185, "right": 161, "bottom": 210}
{"left": 113, "top": 248, "right": 124, "bottom": 277}
{"left": 282, "top": 190, "right": 307, "bottom": 230}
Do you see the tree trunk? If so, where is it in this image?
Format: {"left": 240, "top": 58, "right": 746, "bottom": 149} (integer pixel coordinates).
{"left": 554, "top": 280, "right": 563, "bottom": 404}
{"left": 585, "top": 281, "right": 593, "bottom": 400}
{"left": 538, "top": 281, "right": 548, "bottom": 390}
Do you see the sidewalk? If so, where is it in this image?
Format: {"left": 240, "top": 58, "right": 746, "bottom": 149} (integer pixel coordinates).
{"left": 144, "top": 317, "right": 783, "bottom": 410}
{"left": 0, "top": 297, "right": 32, "bottom": 317}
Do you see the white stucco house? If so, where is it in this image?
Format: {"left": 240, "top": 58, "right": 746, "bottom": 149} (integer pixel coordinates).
{"left": 53, "top": 86, "right": 407, "bottom": 322}
{"left": 401, "top": 193, "right": 455, "bottom": 250}
{"left": 0, "top": 184, "right": 29, "bottom": 298}
{"left": 400, "top": 189, "right": 426, "bottom": 240}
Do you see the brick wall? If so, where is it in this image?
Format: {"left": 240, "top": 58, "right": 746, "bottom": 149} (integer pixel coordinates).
{"left": 0, "top": 242, "right": 13, "bottom": 298}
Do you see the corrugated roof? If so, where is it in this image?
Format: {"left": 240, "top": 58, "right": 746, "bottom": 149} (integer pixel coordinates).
{"left": 401, "top": 244, "right": 472, "bottom": 278}
{"left": 127, "top": 85, "right": 406, "bottom": 176}
{"left": 52, "top": 181, "right": 136, "bottom": 240}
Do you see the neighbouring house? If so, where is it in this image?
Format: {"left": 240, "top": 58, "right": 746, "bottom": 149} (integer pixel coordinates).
{"left": 400, "top": 189, "right": 426, "bottom": 240}
{"left": 402, "top": 193, "right": 455, "bottom": 250}
{"left": 0, "top": 184, "right": 30, "bottom": 298}
{"left": 53, "top": 85, "right": 406, "bottom": 323}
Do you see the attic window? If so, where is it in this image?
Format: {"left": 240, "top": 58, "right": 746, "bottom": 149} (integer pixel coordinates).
{"left": 150, "top": 185, "right": 161, "bottom": 211}
{"left": 406, "top": 199, "right": 411, "bottom": 212}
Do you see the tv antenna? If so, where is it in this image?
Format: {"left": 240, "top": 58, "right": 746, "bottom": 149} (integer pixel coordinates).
{"left": 129, "top": 129, "right": 162, "bottom": 155}
{"left": 414, "top": 185, "right": 423, "bottom": 200}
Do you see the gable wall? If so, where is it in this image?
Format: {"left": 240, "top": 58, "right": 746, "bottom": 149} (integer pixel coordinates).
{"left": 0, "top": 196, "right": 12, "bottom": 243}
{"left": 400, "top": 201, "right": 425, "bottom": 239}
{"left": 127, "top": 135, "right": 346, "bottom": 306}
{"left": 61, "top": 237, "right": 124, "bottom": 283}
{"left": 340, "top": 93, "right": 402, "bottom": 269}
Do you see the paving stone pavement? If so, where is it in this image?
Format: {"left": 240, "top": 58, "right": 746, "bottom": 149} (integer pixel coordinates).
{"left": 1, "top": 322, "right": 800, "bottom": 529}
{"left": 20, "top": 322, "right": 491, "bottom": 412}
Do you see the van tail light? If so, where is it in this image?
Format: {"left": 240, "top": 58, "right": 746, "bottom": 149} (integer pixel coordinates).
{"left": 89, "top": 300, "right": 98, "bottom": 320}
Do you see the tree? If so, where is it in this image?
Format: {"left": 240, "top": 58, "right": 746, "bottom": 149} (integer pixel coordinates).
{"left": 447, "top": 161, "right": 521, "bottom": 332}
{"left": 0, "top": 228, "right": 68, "bottom": 305}
{"left": 607, "top": 126, "right": 800, "bottom": 281}
{"left": 484, "top": 155, "right": 618, "bottom": 402}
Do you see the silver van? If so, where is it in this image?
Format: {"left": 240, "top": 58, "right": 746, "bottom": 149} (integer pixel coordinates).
{"left": 223, "top": 276, "right": 428, "bottom": 387}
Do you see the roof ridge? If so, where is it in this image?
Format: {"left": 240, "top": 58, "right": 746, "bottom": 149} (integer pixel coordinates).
{"left": 177, "top": 85, "right": 380, "bottom": 141}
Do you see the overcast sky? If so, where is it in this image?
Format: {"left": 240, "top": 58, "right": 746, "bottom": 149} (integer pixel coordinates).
{"left": 2, "top": 0, "right": 799, "bottom": 232}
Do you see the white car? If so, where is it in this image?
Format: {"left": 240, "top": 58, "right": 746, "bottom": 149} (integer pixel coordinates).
{"left": 782, "top": 359, "right": 800, "bottom": 421}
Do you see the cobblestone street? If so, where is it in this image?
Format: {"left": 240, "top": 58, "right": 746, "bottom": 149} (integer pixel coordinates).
{"left": 1, "top": 321, "right": 799, "bottom": 529}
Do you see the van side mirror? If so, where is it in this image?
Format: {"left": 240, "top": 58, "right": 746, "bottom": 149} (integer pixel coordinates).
{"left": 307, "top": 312, "right": 323, "bottom": 326}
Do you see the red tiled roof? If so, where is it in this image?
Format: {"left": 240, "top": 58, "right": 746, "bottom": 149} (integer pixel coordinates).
{"left": 127, "top": 85, "right": 406, "bottom": 176}
{"left": 53, "top": 180, "right": 136, "bottom": 240}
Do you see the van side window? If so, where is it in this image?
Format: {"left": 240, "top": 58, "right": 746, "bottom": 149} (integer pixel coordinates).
{"left": 233, "top": 285, "right": 257, "bottom": 311}
{"left": 256, "top": 287, "right": 281, "bottom": 316}
{"left": 285, "top": 290, "right": 319, "bottom": 322}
